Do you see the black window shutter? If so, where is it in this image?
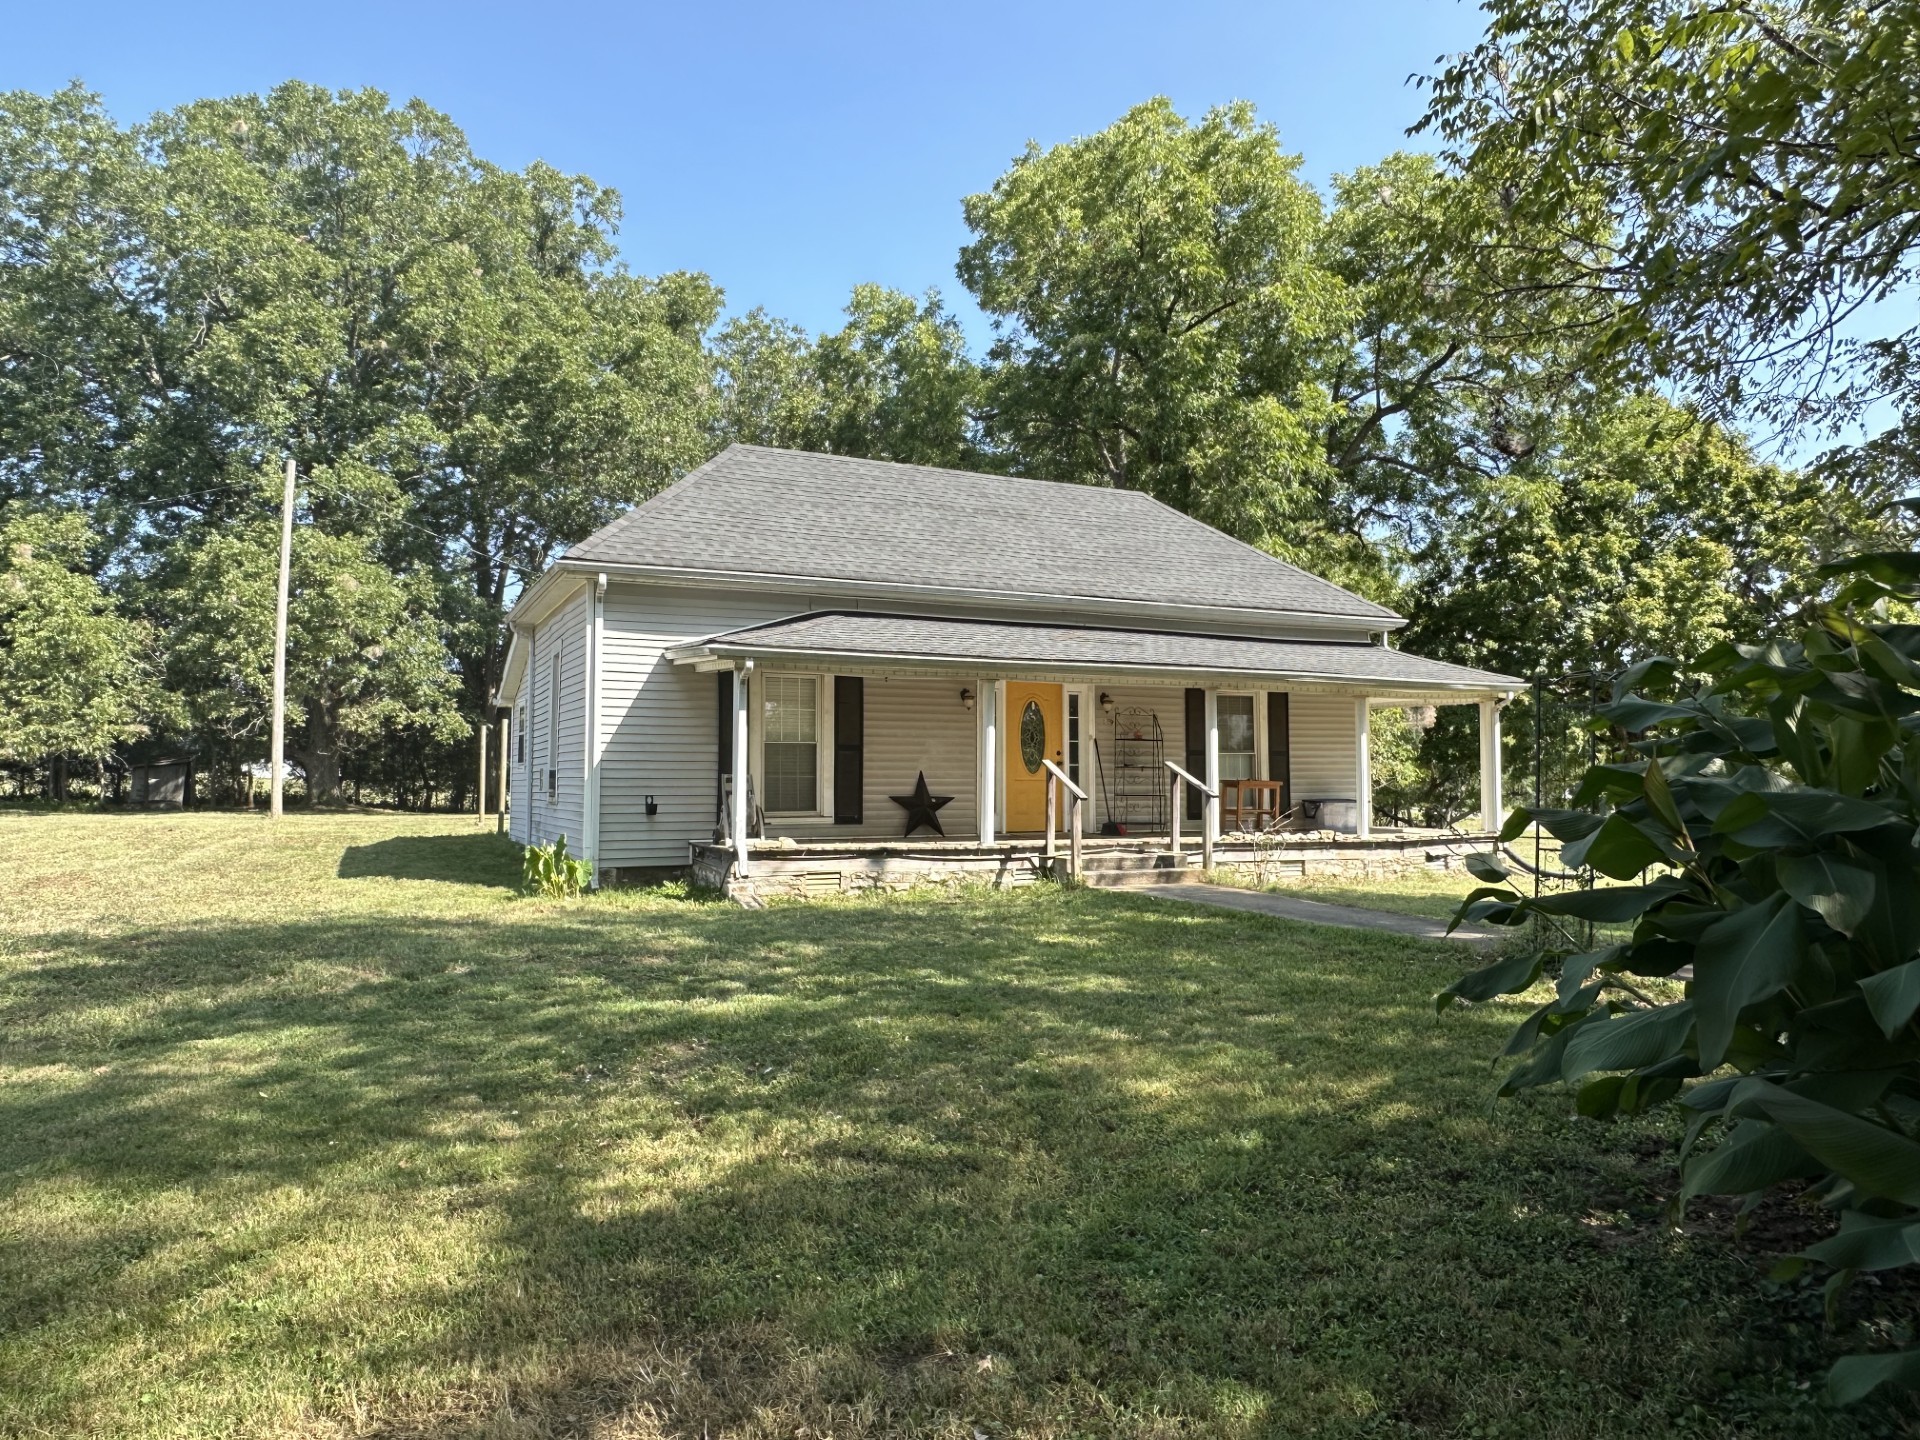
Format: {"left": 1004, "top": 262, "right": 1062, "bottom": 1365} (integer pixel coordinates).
{"left": 1184, "top": 687, "right": 1206, "bottom": 821}
{"left": 1268, "top": 691, "right": 1291, "bottom": 814}
{"left": 834, "top": 676, "right": 864, "bottom": 824}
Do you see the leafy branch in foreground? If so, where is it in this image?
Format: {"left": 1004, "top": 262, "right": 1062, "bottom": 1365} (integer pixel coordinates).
{"left": 1438, "top": 513, "right": 1920, "bottom": 1404}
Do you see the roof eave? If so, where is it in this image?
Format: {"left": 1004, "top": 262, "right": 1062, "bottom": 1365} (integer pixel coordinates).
{"left": 671, "top": 639, "right": 1518, "bottom": 697}
{"left": 556, "top": 556, "right": 1405, "bottom": 632}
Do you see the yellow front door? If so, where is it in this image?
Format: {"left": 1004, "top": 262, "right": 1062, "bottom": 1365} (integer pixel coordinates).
{"left": 1003, "top": 681, "right": 1064, "bottom": 833}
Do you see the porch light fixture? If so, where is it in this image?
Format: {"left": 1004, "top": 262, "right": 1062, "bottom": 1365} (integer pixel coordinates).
{"left": 960, "top": 687, "right": 974, "bottom": 711}
{"left": 1099, "top": 691, "right": 1114, "bottom": 713}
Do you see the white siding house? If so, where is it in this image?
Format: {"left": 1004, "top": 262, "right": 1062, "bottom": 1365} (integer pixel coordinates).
{"left": 497, "top": 446, "right": 1520, "bottom": 884}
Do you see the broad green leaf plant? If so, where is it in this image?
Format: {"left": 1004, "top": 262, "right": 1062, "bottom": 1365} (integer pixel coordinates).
{"left": 1440, "top": 518, "right": 1920, "bottom": 1403}
{"left": 522, "top": 835, "right": 593, "bottom": 899}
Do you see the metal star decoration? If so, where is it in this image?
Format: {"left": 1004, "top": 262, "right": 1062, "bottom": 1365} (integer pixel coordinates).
{"left": 890, "top": 770, "right": 954, "bottom": 837}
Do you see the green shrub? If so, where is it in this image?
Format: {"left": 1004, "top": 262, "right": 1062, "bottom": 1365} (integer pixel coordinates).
{"left": 1440, "top": 525, "right": 1920, "bottom": 1405}
{"left": 522, "top": 834, "right": 592, "bottom": 898}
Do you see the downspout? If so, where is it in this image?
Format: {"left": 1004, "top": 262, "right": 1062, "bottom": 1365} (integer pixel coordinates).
{"left": 527, "top": 624, "right": 538, "bottom": 845}
{"left": 585, "top": 573, "right": 606, "bottom": 884}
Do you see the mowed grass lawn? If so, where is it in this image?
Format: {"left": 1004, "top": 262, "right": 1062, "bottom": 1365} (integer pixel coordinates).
{"left": 0, "top": 811, "right": 1894, "bottom": 1439}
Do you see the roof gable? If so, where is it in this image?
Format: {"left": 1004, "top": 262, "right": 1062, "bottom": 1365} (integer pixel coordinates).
{"left": 564, "top": 445, "right": 1399, "bottom": 624}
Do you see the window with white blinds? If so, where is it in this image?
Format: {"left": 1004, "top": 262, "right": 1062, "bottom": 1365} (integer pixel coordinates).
{"left": 1218, "top": 694, "right": 1257, "bottom": 781}
{"left": 762, "top": 674, "right": 819, "bottom": 813}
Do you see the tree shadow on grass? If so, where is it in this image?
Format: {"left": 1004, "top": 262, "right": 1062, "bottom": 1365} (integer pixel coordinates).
{"left": 336, "top": 831, "right": 523, "bottom": 889}
{"left": 0, "top": 893, "right": 1895, "bottom": 1439}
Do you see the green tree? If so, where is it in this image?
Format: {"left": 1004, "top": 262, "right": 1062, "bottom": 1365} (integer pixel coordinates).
{"left": 712, "top": 307, "right": 820, "bottom": 449}
{"left": 1440, "top": 529, "right": 1920, "bottom": 1405}
{"left": 1418, "top": 0, "right": 1920, "bottom": 452}
{"left": 1410, "top": 397, "right": 1843, "bottom": 681}
{"left": 157, "top": 508, "right": 464, "bottom": 803}
{"left": 1319, "top": 153, "right": 1606, "bottom": 564}
{"left": 958, "top": 99, "right": 1351, "bottom": 559}
{"left": 713, "top": 285, "right": 987, "bottom": 468}
{"left": 0, "top": 510, "right": 149, "bottom": 787}
{"left": 0, "top": 82, "right": 719, "bottom": 790}
{"left": 1401, "top": 395, "right": 1858, "bottom": 816}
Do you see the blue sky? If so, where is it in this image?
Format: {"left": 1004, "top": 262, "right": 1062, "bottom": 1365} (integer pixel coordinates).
{"left": 2, "top": 0, "right": 1488, "bottom": 347}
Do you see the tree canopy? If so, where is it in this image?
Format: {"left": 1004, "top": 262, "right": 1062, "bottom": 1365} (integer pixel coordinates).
{"left": 0, "top": 82, "right": 717, "bottom": 800}
{"left": 1418, "top": 0, "right": 1920, "bottom": 459}
{"left": 959, "top": 99, "right": 1348, "bottom": 553}
{"left": 0, "top": 71, "right": 1898, "bottom": 809}
{"left": 0, "top": 509, "right": 148, "bottom": 774}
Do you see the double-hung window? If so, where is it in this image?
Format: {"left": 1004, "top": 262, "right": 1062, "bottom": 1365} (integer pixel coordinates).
{"left": 761, "top": 674, "right": 820, "bottom": 813}
{"left": 1218, "top": 694, "right": 1258, "bottom": 782}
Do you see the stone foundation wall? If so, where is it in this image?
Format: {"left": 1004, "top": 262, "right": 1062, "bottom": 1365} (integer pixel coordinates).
{"left": 1206, "top": 834, "right": 1495, "bottom": 885}
{"left": 687, "top": 833, "right": 1497, "bottom": 905}
{"left": 691, "top": 843, "right": 1042, "bottom": 905}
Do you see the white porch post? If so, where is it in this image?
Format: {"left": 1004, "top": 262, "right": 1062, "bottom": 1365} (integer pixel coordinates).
{"left": 977, "top": 677, "right": 998, "bottom": 844}
{"left": 1479, "top": 697, "right": 1504, "bottom": 834}
{"left": 1354, "top": 696, "right": 1372, "bottom": 839}
{"left": 1203, "top": 688, "right": 1221, "bottom": 845}
{"left": 731, "top": 659, "right": 752, "bottom": 873}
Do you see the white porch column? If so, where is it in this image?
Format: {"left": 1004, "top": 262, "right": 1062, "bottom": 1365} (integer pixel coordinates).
{"left": 1203, "top": 688, "right": 1221, "bottom": 844}
{"left": 1479, "top": 697, "right": 1504, "bottom": 834}
{"left": 731, "top": 659, "right": 752, "bottom": 872}
{"left": 977, "top": 677, "right": 998, "bottom": 844}
{"left": 1354, "top": 696, "right": 1372, "bottom": 839}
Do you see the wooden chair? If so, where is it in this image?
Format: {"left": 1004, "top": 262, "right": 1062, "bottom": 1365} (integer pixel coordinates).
{"left": 1221, "top": 778, "right": 1290, "bottom": 834}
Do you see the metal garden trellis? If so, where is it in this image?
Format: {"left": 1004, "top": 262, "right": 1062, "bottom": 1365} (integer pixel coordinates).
{"left": 1508, "top": 670, "right": 1609, "bottom": 953}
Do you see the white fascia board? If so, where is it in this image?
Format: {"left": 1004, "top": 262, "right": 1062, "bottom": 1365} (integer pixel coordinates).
{"left": 677, "top": 641, "right": 1515, "bottom": 698}
{"left": 556, "top": 558, "right": 1404, "bottom": 635}
{"left": 495, "top": 630, "right": 528, "bottom": 707}
{"left": 503, "top": 567, "right": 591, "bottom": 634}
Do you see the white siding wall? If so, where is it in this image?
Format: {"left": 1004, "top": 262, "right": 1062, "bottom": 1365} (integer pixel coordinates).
{"left": 1085, "top": 685, "right": 1362, "bottom": 832}
{"left": 1093, "top": 684, "right": 1185, "bottom": 830}
{"left": 1288, "top": 692, "right": 1360, "bottom": 808}
{"left": 508, "top": 693, "right": 530, "bottom": 845}
{"left": 842, "top": 674, "right": 977, "bottom": 841}
{"left": 599, "top": 583, "right": 818, "bottom": 868}
{"left": 520, "top": 592, "right": 589, "bottom": 851}
{"left": 521, "top": 574, "right": 1387, "bottom": 868}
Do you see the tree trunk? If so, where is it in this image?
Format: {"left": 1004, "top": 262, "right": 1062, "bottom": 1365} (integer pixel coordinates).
{"left": 290, "top": 711, "right": 346, "bottom": 806}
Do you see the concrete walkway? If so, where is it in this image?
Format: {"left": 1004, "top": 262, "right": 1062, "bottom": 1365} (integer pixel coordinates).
{"left": 1128, "top": 883, "right": 1501, "bottom": 947}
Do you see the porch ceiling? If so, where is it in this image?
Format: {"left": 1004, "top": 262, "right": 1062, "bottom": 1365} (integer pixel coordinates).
{"left": 669, "top": 611, "right": 1522, "bottom": 697}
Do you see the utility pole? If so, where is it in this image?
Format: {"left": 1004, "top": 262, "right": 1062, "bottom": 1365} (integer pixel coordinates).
{"left": 270, "top": 457, "right": 296, "bottom": 820}
{"left": 495, "top": 711, "right": 509, "bottom": 836}
{"left": 477, "top": 723, "right": 489, "bottom": 825}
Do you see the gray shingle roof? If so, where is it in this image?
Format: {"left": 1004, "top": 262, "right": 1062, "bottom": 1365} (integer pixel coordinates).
{"left": 684, "top": 612, "right": 1521, "bottom": 691}
{"left": 566, "top": 445, "right": 1400, "bottom": 623}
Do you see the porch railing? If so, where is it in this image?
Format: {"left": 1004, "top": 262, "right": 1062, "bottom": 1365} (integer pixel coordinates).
{"left": 1165, "top": 761, "right": 1218, "bottom": 872}
{"left": 1040, "top": 758, "right": 1087, "bottom": 881}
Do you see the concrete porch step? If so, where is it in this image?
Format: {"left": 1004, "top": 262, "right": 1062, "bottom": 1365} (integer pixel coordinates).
{"left": 1079, "top": 864, "right": 1209, "bottom": 888}
{"left": 1075, "top": 849, "right": 1198, "bottom": 873}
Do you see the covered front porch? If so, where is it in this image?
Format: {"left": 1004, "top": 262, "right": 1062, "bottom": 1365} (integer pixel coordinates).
{"left": 665, "top": 611, "right": 1518, "bottom": 899}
